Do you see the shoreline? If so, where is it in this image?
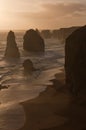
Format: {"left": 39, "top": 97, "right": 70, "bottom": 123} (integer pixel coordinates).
{"left": 18, "top": 71, "right": 86, "bottom": 130}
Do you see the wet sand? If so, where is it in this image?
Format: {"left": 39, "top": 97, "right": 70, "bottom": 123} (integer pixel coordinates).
{"left": 18, "top": 72, "right": 86, "bottom": 130}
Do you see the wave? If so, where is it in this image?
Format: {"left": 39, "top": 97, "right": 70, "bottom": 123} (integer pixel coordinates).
{"left": 0, "top": 34, "right": 64, "bottom": 130}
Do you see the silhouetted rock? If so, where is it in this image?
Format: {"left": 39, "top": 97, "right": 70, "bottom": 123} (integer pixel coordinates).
{"left": 0, "top": 84, "right": 8, "bottom": 90}
{"left": 23, "top": 59, "right": 36, "bottom": 74}
{"left": 65, "top": 25, "right": 86, "bottom": 95}
{"left": 4, "top": 31, "right": 20, "bottom": 58}
{"left": 23, "top": 29, "right": 45, "bottom": 52}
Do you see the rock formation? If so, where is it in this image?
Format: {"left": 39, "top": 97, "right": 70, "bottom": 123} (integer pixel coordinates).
{"left": 65, "top": 25, "right": 86, "bottom": 95}
{"left": 52, "top": 27, "right": 80, "bottom": 40}
{"left": 23, "top": 29, "right": 45, "bottom": 52}
{"left": 41, "top": 30, "right": 51, "bottom": 38}
{"left": 4, "top": 31, "right": 20, "bottom": 58}
{"left": 23, "top": 59, "right": 36, "bottom": 74}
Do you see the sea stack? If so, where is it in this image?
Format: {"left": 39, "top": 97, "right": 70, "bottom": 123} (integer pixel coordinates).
{"left": 65, "top": 25, "right": 86, "bottom": 94}
{"left": 23, "top": 59, "right": 36, "bottom": 74}
{"left": 23, "top": 29, "right": 45, "bottom": 52}
{"left": 4, "top": 31, "right": 20, "bottom": 58}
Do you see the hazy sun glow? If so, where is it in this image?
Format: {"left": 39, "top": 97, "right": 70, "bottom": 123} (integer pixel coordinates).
{"left": 0, "top": 0, "right": 86, "bottom": 30}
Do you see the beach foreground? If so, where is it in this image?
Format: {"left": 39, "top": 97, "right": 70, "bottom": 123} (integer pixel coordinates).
{"left": 18, "top": 72, "right": 86, "bottom": 130}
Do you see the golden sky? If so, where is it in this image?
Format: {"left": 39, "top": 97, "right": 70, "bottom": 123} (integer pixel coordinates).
{"left": 0, "top": 0, "right": 86, "bottom": 30}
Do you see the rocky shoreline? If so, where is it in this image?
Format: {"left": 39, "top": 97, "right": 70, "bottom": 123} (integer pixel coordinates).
{"left": 18, "top": 71, "right": 86, "bottom": 130}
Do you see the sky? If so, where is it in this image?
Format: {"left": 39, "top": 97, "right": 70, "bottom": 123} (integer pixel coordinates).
{"left": 0, "top": 0, "right": 86, "bottom": 30}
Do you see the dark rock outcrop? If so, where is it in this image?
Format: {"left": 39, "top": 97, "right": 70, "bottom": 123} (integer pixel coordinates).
{"left": 23, "top": 59, "right": 36, "bottom": 74}
{"left": 0, "top": 84, "right": 8, "bottom": 90}
{"left": 23, "top": 29, "right": 45, "bottom": 52}
{"left": 4, "top": 31, "right": 20, "bottom": 58}
{"left": 65, "top": 25, "right": 86, "bottom": 95}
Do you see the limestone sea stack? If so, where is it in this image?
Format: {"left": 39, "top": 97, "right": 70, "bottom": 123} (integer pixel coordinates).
{"left": 23, "top": 59, "right": 36, "bottom": 74}
{"left": 65, "top": 25, "right": 86, "bottom": 94}
{"left": 4, "top": 31, "right": 20, "bottom": 58}
{"left": 23, "top": 29, "right": 45, "bottom": 52}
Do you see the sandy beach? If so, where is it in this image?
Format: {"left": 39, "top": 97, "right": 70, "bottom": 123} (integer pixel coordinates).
{"left": 18, "top": 71, "right": 86, "bottom": 130}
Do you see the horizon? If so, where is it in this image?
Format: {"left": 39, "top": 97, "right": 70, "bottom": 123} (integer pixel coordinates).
{"left": 0, "top": 25, "right": 82, "bottom": 32}
{"left": 0, "top": 0, "right": 86, "bottom": 30}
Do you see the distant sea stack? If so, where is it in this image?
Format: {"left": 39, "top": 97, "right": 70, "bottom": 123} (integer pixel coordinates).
{"left": 23, "top": 59, "right": 36, "bottom": 74}
{"left": 41, "top": 30, "right": 51, "bottom": 38}
{"left": 23, "top": 29, "right": 45, "bottom": 52}
{"left": 65, "top": 25, "right": 86, "bottom": 94}
{"left": 4, "top": 31, "right": 20, "bottom": 58}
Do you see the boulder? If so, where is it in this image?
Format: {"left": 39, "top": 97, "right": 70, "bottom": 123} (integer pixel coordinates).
{"left": 23, "top": 59, "right": 36, "bottom": 74}
{"left": 4, "top": 31, "right": 20, "bottom": 58}
{"left": 65, "top": 25, "right": 86, "bottom": 95}
{"left": 23, "top": 29, "right": 45, "bottom": 52}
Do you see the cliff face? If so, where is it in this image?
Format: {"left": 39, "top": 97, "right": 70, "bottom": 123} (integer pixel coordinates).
{"left": 52, "top": 27, "right": 80, "bottom": 40}
{"left": 23, "top": 29, "right": 45, "bottom": 52}
{"left": 41, "top": 30, "right": 51, "bottom": 39}
{"left": 65, "top": 25, "right": 86, "bottom": 95}
{"left": 40, "top": 27, "right": 80, "bottom": 41}
{"left": 4, "top": 31, "right": 20, "bottom": 58}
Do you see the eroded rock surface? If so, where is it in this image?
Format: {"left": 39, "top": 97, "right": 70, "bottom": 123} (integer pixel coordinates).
{"left": 5, "top": 31, "right": 20, "bottom": 58}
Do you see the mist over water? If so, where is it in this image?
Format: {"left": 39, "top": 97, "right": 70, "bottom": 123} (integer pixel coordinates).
{"left": 0, "top": 31, "right": 64, "bottom": 130}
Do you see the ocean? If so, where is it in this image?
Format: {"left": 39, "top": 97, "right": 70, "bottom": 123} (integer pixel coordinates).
{"left": 0, "top": 31, "right": 64, "bottom": 130}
